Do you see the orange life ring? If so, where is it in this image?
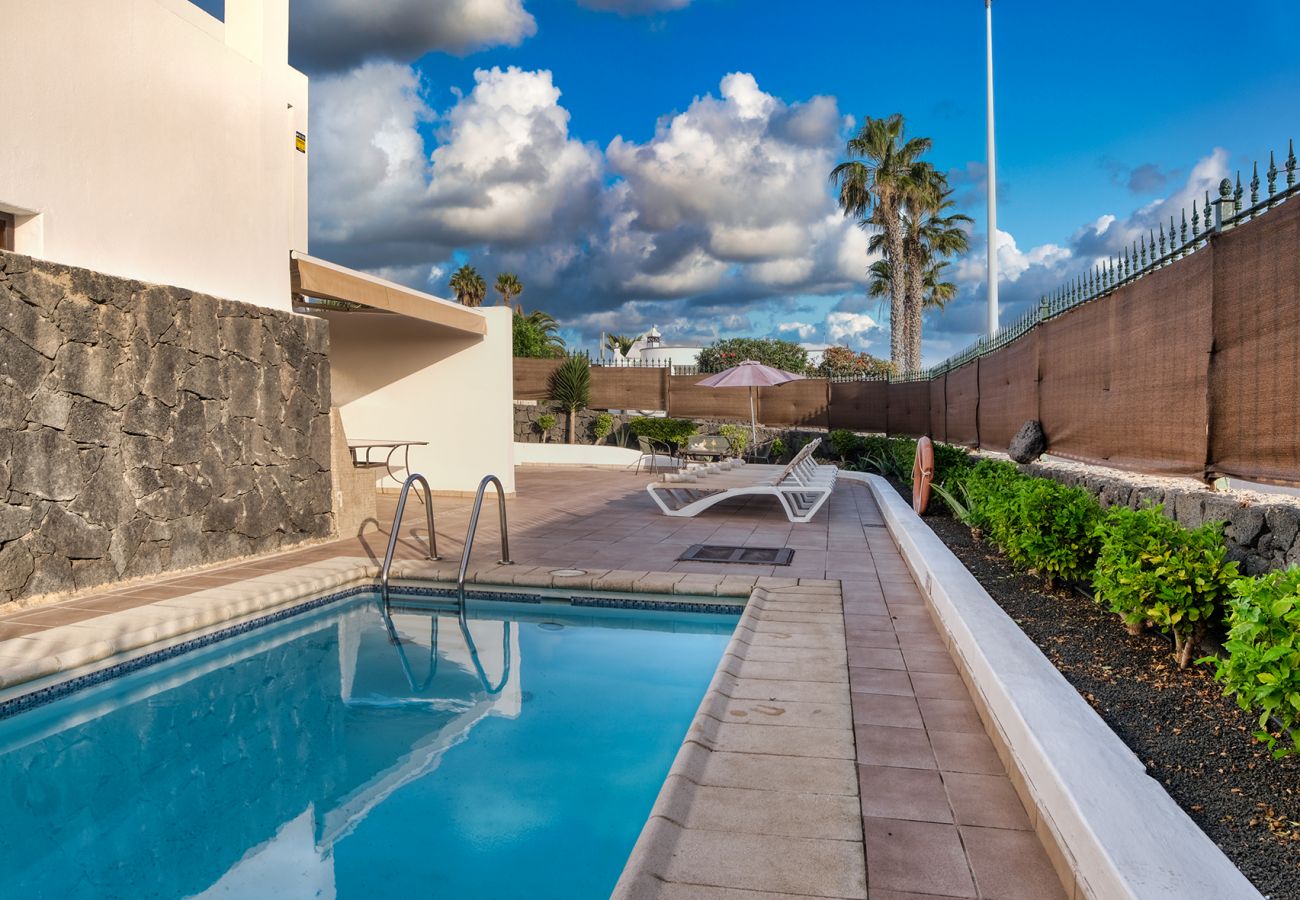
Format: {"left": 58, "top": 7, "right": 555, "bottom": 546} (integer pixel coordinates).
{"left": 913, "top": 436, "right": 935, "bottom": 515}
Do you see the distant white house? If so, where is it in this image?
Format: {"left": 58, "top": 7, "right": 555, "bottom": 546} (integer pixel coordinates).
{"left": 621, "top": 326, "right": 702, "bottom": 368}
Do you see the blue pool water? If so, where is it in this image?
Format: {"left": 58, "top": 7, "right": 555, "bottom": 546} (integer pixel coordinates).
{"left": 0, "top": 591, "right": 737, "bottom": 899}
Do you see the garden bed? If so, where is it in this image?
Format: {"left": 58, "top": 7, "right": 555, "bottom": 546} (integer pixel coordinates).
{"left": 892, "top": 480, "right": 1300, "bottom": 898}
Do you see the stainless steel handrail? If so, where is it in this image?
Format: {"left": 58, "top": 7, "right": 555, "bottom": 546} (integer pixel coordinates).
{"left": 457, "top": 474, "right": 513, "bottom": 602}
{"left": 380, "top": 473, "right": 440, "bottom": 609}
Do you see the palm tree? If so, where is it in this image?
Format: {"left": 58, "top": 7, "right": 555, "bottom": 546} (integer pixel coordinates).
{"left": 830, "top": 114, "right": 931, "bottom": 371}
{"left": 866, "top": 256, "right": 962, "bottom": 370}
{"left": 605, "top": 333, "right": 637, "bottom": 358}
{"left": 901, "top": 172, "right": 971, "bottom": 372}
{"left": 525, "top": 310, "right": 566, "bottom": 357}
{"left": 494, "top": 272, "right": 523, "bottom": 311}
{"left": 449, "top": 264, "right": 487, "bottom": 307}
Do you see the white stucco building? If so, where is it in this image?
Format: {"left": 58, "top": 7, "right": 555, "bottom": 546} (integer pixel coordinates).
{"left": 1, "top": 0, "right": 515, "bottom": 498}
{"left": 1, "top": 0, "right": 308, "bottom": 312}
{"left": 623, "top": 326, "right": 702, "bottom": 368}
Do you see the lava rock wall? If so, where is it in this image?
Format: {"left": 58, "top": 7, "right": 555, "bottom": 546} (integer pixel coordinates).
{"left": 0, "top": 251, "right": 332, "bottom": 604}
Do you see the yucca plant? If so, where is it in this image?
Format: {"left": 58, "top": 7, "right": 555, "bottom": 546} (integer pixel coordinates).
{"left": 548, "top": 355, "right": 591, "bottom": 444}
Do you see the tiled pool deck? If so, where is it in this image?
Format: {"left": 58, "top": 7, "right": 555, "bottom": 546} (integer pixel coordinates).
{"left": 0, "top": 468, "right": 1064, "bottom": 899}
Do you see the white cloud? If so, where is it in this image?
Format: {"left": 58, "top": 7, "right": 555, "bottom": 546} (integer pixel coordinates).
{"left": 577, "top": 0, "right": 692, "bottom": 15}
{"left": 826, "top": 311, "right": 883, "bottom": 347}
{"left": 291, "top": 0, "right": 537, "bottom": 73}
{"left": 309, "top": 65, "right": 602, "bottom": 280}
{"left": 598, "top": 73, "right": 864, "bottom": 300}
{"left": 777, "top": 322, "right": 818, "bottom": 341}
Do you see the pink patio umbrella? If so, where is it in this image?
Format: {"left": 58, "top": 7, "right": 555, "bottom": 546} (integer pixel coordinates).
{"left": 695, "top": 359, "right": 805, "bottom": 450}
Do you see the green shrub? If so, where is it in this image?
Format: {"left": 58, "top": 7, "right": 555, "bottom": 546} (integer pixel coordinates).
{"left": 962, "top": 459, "right": 1023, "bottom": 540}
{"left": 592, "top": 412, "right": 614, "bottom": 443}
{"left": 536, "top": 412, "right": 557, "bottom": 441}
{"left": 769, "top": 437, "right": 787, "bottom": 461}
{"left": 627, "top": 416, "right": 698, "bottom": 448}
{"left": 889, "top": 437, "right": 918, "bottom": 483}
{"left": 1205, "top": 569, "right": 1300, "bottom": 758}
{"left": 1001, "top": 479, "right": 1101, "bottom": 585}
{"left": 828, "top": 429, "right": 861, "bottom": 462}
{"left": 1092, "top": 505, "right": 1238, "bottom": 668}
{"left": 717, "top": 424, "right": 749, "bottom": 457}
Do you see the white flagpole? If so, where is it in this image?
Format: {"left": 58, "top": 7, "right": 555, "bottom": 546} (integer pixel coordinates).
{"left": 985, "top": 0, "right": 999, "bottom": 338}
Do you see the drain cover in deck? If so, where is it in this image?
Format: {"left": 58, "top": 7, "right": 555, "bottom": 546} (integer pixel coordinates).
{"left": 678, "top": 544, "right": 794, "bottom": 565}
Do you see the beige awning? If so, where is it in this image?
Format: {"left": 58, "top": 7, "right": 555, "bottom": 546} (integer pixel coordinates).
{"left": 290, "top": 251, "right": 487, "bottom": 337}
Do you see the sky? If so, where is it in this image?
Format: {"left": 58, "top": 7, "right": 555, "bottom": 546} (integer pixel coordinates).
{"left": 197, "top": 0, "right": 1300, "bottom": 366}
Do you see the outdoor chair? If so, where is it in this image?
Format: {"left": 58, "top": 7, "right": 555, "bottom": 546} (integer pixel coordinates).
{"left": 747, "top": 441, "right": 774, "bottom": 464}
{"left": 645, "top": 438, "right": 835, "bottom": 523}
{"left": 634, "top": 436, "right": 676, "bottom": 475}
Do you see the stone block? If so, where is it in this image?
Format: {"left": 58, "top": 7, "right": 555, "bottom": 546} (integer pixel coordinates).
{"left": 0, "top": 328, "right": 53, "bottom": 397}
{"left": 1265, "top": 507, "right": 1299, "bottom": 553}
{"left": 1, "top": 294, "right": 63, "bottom": 358}
{"left": 30, "top": 504, "right": 109, "bottom": 560}
{"left": 7, "top": 267, "right": 65, "bottom": 311}
{"left": 26, "top": 388, "right": 72, "bottom": 431}
{"left": 50, "top": 294, "right": 101, "bottom": 345}
{"left": 49, "top": 341, "right": 118, "bottom": 406}
{"left": 9, "top": 428, "right": 89, "bottom": 501}
{"left": 65, "top": 397, "right": 118, "bottom": 447}
{"left": 0, "top": 539, "right": 35, "bottom": 595}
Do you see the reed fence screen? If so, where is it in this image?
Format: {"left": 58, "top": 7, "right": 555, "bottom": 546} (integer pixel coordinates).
{"left": 513, "top": 193, "right": 1300, "bottom": 483}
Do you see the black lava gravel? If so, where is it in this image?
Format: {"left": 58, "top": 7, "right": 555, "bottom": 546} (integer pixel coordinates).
{"left": 900, "top": 484, "right": 1300, "bottom": 898}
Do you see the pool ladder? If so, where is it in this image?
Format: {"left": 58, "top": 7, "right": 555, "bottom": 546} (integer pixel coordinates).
{"left": 379, "top": 473, "right": 513, "bottom": 609}
{"left": 378, "top": 474, "right": 513, "bottom": 696}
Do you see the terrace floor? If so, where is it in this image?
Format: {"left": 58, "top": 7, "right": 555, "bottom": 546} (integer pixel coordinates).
{"left": 0, "top": 468, "right": 1064, "bottom": 898}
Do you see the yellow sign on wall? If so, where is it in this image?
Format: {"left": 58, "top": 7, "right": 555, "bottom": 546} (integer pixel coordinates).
{"left": 295, "top": 132, "right": 307, "bottom": 154}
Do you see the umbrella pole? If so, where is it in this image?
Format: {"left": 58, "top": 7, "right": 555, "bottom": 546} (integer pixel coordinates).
{"left": 749, "top": 387, "right": 757, "bottom": 454}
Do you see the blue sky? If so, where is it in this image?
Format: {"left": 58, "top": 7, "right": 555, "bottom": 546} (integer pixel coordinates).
{"left": 199, "top": 0, "right": 1300, "bottom": 364}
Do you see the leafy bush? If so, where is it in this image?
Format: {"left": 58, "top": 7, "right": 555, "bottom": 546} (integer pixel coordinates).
{"left": 1205, "top": 569, "right": 1300, "bottom": 757}
{"left": 1001, "top": 478, "right": 1101, "bottom": 585}
{"left": 717, "top": 424, "right": 749, "bottom": 457}
{"left": 536, "top": 412, "right": 557, "bottom": 441}
{"left": 627, "top": 416, "right": 698, "bottom": 448}
{"left": 828, "top": 429, "right": 862, "bottom": 462}
{"left": 889, "top": 437, "right": 919, "bottom": 483}
{"left": 1092, "top": 505, "right": 1238, "bottom": 667}
{"left": 962, "top": 459, "right": 1024, "bottom": 541}
{"left": 592, "top": 412, "right": 614, "bottom": 443}
{"left": 547, "top": 355, "right": 591, "bottom": 444}
{"left": 697, "top": 338, "right": 809, "bottom": 374}
{"left": 816, "top": 346, "right": 895, "bottom": 379}
{"left": 933, "top": 443, "right": 973, "bottom": 487}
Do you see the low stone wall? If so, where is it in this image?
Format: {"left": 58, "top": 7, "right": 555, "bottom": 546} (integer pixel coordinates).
{"left": 0, "top": 251, "right": 333, "bottom": 605}
{"left": 512, "top": 403, "right": 825, "bottom": 453}
{"left": 1016, "top": 455, "right": 1300, "bottom": 575}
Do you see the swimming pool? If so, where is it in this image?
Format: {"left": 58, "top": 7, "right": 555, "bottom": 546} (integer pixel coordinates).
{"left": 0, "top": 589, "right": 739, "bottom": 899}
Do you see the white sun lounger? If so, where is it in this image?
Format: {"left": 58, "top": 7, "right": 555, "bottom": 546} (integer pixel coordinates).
{"left": 645, "top": 438, "right": 836, "bottom": 523}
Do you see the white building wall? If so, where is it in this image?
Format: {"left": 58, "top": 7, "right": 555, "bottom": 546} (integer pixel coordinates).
{"left": 0, "top": 0, "right": 307, "bottom": 311}
{"left": 322, "top": 307, "right": 517, "bottom": 496}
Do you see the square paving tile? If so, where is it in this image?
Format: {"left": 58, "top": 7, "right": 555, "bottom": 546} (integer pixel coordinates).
{"left": 918, "top": 698, "right": 984, "bottom": 734}
{"left": 848, "top": 667, "right": 913, "bottom": 697}
{"left": 854, "top": 724, "right": 935, "bottom": 770}
{"left": 929, "top": 730, "right": 1004, "bottom": 776}
{"left": 862, "top": 817, "right": 976, "bottom": 898}
{"left": 858, "top": 765, "right": 952, "bottom": 823}
{"left": 847, "top": 645, "right": 906, "bottom": 670}
{"left": 943, "top": 772, "right": 1033, "bottom": 831}
{"left": 908, "top": 672, "right": 968, "bottom": 701}
{"left": 960, "top": 825, "right": 1067, "bottom": 899}
{"left": 851, "top": 693, "right": 922, "bottom": 729}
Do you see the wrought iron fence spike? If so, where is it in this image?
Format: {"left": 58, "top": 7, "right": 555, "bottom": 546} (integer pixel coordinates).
{"left": 1267, "top": 150, "right": 1278, "bottom": 198}
{"left": 1180, "top": 208, "right": 1189, "bottom": 246}
{"left": 1158, "top": 222, "right": 1167, "bottom": 261}
{"left": 1250, "top": 161, "right": 1261, "bottom": 206}
{"left": 1191, "top": 199, "right": 1200, "bottom": 236}
{"left": 1287, "top": 139, "right": 1297, "bottom": 188}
